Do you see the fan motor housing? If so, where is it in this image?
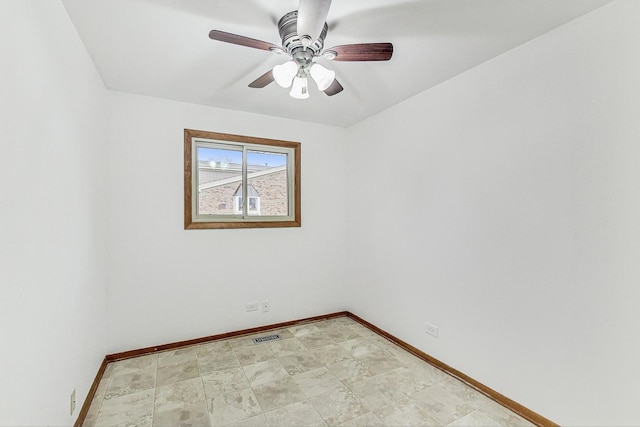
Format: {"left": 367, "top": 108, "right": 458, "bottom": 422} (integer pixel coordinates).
{"left": 278, "top": 11, "right": 328, "bottom": 56}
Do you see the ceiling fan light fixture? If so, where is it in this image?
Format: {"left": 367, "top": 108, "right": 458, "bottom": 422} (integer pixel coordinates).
{"left": 208, "top": 0, "right": 393, "bottom": 99}
{"left": 309, "top": 63, "right": 335, "bottom": 91}
{"left": 289, "top": 76, "right": 309, "bottom": 99}
{"left": 273, "top": 60, "right": 299, "bottom": 88}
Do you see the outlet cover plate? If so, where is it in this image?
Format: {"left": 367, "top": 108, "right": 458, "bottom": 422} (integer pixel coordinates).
{"left": 70, "top": 389, "right": 76, "bottom": 415}
{"left": 425, "top": 322, "right": 439, "bottom": 338}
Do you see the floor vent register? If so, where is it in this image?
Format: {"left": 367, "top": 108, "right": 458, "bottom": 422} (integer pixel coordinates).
{"left": 253, "top": 334, "right": 281, "bottom": 344}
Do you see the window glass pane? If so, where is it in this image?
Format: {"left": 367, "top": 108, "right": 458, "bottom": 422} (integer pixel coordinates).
{"left": 247, "top": 150, "right": 288, "bottom": 216}
{"left": 197, "top": 146, "right": 243, "bottom": 215}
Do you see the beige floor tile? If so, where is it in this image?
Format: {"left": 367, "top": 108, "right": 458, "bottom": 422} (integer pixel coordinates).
{"left": 326, "top": 358, "right": 376, "bottom": 385}
{"left": 338, "top": 411, "right": 385, "bottom": 427}
{"left": 324, "top": 325, "right": 363, "bottom": 343}
{"left": 440, "top": 375, "right": 495, "bottom": 409}
{"left": 110, "top": 354, "right": 157, "bottom": 377}
{"left": 402, "top": 363, "right": 454, "bottom": 391}
{"left": 158, "top": 347, "right": 198, "bottom": 367}
{"left": 311, "top": 344, "right": 354, "bottom": 366}
{"left": 298, "top": 331, "right": 337, "bottom": 350}
{"left": 156, "top": 358, "right": 200, "bottom": 387}
{"left": 374, "top": 397, "right": 440, "bottom": 427}
{"left": 447, "top": 409, "right": 503, "bottom": 427}
{"left": 234, "top": 344, "right": 276, "bottom": 366}
{"left": 155, "top": 377, "right": 206, "bottom": 413}
{"left": 373, "top": 366, "right": 439, "bottom": 397}
{"left": 105, "top": 370, "right": 156, "bottom": 399}
{"left": 356, "top": 349, "right": 406, "bottom": 375}
{"left": 252, "top": 376, "right": 307, "bottom": 412}
{"left": 330, "top": 317, "right": 359, "bottom": 326}
{"left": 264, "top": 400, "right": 327, "bottom": 427}
{"left": 340, "top": 337, "right": 382, "bottom": 358}
{"left": 312, "top": 319, "right": 339, "bottom": 330}
{"left": 293, "top": 367, "right": 343, "bottom": 398}
{"left": 95, "top": 389, "right": 154, "bottom": 427}
{"left": 198, "top": 349, "right": 240, "bottom": 375}
{"left": 202, "top": 367, "right": 250, "bottom": 397}
{"left": 268, "top": 337, "right": 307, "bottom": 357}
{"left": 410, "top": 385, "right": 475, "bottom": 425}
{"left": 345, "top": 323, "right": 374, "bottom": 335}
{"left": 243, "top": 359, "right": 289, "bottom": 387}
{"left": 207, "top": 388, "right": 262, "bottom": 426}
{"left": 365, "top": 334, "right": 398, "bottom": 350}
{"left": 227, "top": 413, "right": 268, "bottom": 427}
{"left": 478, "top": 400, "right": 537, "bottom": 427}
{"left": 153, "top": 400, "right": 211, "bottom": 427}
{"left": 207, "top": 387, "right": 262, "bottom": 426}
{"left": 227, "top": 335, "right": 260, "bottom": 349}
{"left": 288, "top": 323, "right": 322, "bottom": 337}
{"left": 308, "top": 385, "right": 368, "bottom": 425}
{"left": 348, "top": 370, "right": 408, "bottom": 411}
{"left": 196, "top": 340, "right": 233, "bottom": 356}
{"left": 279, "top": 351, "right": 324, "bottom": 375}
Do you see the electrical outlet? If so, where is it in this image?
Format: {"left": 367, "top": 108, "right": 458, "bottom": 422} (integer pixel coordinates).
{"left": 246, "top": 302, "right": 259, "bottom": 312}
{"left": 425, "top": 322, "right": 439, "bottom": 338}
{"left": 262, "top": 300, "right": 270, "bottom": 313}
{"left": 70, "top": 389, "right": 76, "bottom": 416}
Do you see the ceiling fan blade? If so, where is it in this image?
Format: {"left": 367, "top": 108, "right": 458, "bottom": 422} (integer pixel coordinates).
{"left": 324, "top": 79, "right": 343, "bottom": 96}
{"left": 325, "top": 43, "right": 393, "bottom": 61}
{"left": 209, "top": 30, "right": 282, "bottom": 53}
{"left": 297, "top": 0, "right": 332, "bottom": 47}
{"left": 248, "top": 70, "right": 275, "bottom": 88}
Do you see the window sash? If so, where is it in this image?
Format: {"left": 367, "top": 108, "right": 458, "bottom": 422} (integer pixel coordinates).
{"left": 184, "top": 129, "right": 300, "bottom": 229}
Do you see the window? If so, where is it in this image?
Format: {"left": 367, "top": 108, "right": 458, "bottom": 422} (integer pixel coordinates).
{"left": 184, "top": 129, "right": 301, "bottom": 229}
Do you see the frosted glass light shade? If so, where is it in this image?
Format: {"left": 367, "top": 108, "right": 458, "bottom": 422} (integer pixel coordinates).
{"left": 273, "top": 61, "right": 298, "bottom": 88}
{"left": 309, "top": 63, "right": 335, "bottom": 91}
{"left": 289, "top": 76, "right": 309, "bottom": 99}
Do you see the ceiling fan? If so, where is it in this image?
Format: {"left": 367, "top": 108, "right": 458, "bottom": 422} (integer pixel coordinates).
{"left": 208, "top": 0, "right": 393, "bottom": 99}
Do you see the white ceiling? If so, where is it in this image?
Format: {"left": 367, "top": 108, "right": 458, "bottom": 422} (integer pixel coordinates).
{"left": 62, "top": 0, "right": 612, "bottom": 127}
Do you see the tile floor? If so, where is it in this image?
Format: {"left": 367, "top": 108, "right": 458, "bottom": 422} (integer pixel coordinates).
{"left": 83, "top": 316, "right": 536, "bottom": 427}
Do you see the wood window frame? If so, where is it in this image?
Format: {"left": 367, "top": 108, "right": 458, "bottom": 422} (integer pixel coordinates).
{"left": 184, "top": 129, "right": 301, "bottom": 229}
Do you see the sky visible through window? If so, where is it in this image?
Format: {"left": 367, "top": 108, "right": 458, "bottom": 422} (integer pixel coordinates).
{"left": 198, "top": 147, "right": 286, "bottom": 168}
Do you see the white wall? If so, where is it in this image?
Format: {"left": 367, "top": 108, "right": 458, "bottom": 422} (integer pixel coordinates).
{"left": 0, "top": 1, "right": 109, "bottom": 425}
{"left": 105, "top": 92, "right": 348, "bottom": 353}
{"left": 346, "top": 1, "right": 640, "bottom": 425}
